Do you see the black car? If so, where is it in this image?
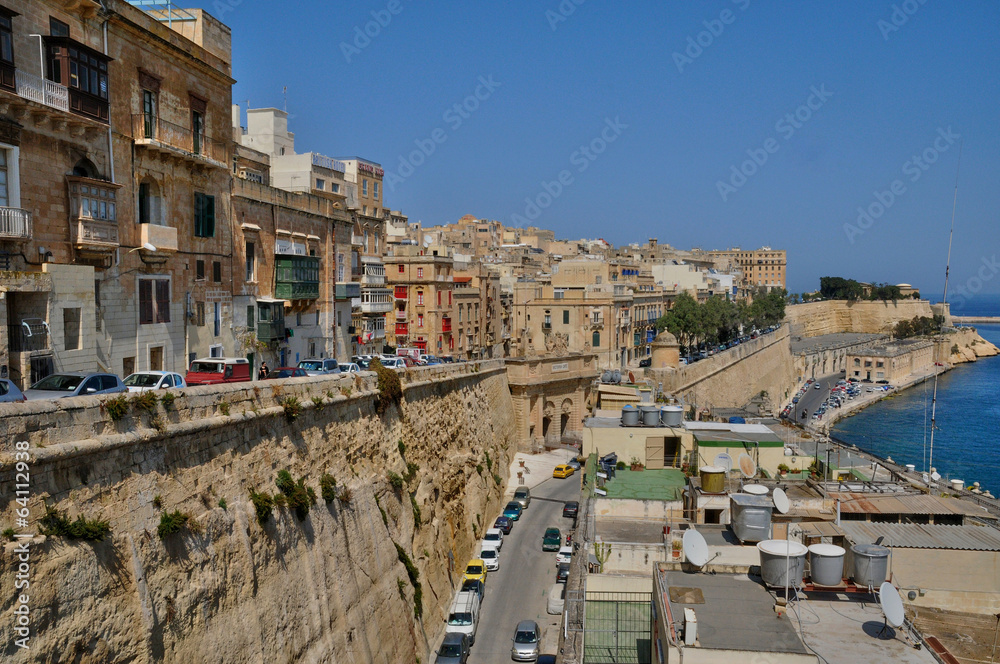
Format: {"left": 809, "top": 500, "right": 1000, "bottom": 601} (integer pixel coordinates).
{"left": 493, "top": 516, "right": 513, "bottom": 535}
{"left": 638, "top": 357, "right": 651, "bottom": 368}
{"left": 562, "top": 501, "right": 579, "bottom": 519}
{"left": 556, "top": 562, "right": 571, "bottom": 583}
{"left": 460, "top": 578, "right": 485, "bottom": 604}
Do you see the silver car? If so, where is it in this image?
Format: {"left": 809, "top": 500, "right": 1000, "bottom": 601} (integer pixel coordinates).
{"left": 511, "top": 620, "right": 540, "bottom": 661}
{"left": 124, "top": 371, "right": 186, "bottom": 392}
{"left": 297, "top": 359, "right": 342, "bottom": 376}
{"left": 0, "top": 378, "right": 26, "bottom": 403}
{"left": 25, "top": 373, "right": 126, "bottom": 400}
{"left": 434, "top": 631, "right": 469, "bottom": 664}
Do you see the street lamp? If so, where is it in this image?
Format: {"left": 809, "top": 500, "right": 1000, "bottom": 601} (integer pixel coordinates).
{"left": 127, "top": 242, "right": 157, "bottom": 254}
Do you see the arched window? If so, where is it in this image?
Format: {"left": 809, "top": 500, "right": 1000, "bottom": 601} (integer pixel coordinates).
{"left": 592, "top": 331, "right": 600, "bottom": 348}
{"left": 138, "top": 177, "right": 163, "bottom": 225}
{"left": 72, "top": 158, "right": 99, "bottom": 179}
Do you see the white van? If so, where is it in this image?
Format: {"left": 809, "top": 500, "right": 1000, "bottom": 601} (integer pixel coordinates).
{"left": 446, "top": 590, "right": 481, "bottom": 645}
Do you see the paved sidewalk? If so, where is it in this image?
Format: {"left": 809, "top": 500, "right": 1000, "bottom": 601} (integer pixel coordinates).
{"left": 505, "top": 448, "right": 579, "bottom": 497}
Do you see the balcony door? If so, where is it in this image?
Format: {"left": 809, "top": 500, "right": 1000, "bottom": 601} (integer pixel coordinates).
{"left": 142, "top": 90, "right": 156, "bottom": 139}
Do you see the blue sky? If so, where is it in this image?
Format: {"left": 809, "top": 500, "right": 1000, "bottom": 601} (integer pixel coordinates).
{"left": 194, "top": 1, "right": 999, "bottom": 298}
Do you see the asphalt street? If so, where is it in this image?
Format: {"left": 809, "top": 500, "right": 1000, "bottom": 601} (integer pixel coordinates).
{"left": 466, "top": 473, "right": 580, "bottom": 663}
{"left": 792, "top": 373, "right": 839, "bottom": 423}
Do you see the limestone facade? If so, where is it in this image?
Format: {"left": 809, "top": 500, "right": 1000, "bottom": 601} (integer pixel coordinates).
{"left": 506, "top": 352, "right": 599, "bottom": 449}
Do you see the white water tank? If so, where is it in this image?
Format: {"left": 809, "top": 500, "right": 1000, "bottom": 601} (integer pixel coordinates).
{"left": 683, "top": 608, "right": 697, "bottom": 646}
{"left": 660, "top": 405, "right": 684, "bottom": 427}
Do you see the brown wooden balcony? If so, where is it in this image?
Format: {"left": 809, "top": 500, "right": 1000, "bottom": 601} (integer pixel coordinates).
{"left": 131, "top": 114, "right": 228, "bottom": 169}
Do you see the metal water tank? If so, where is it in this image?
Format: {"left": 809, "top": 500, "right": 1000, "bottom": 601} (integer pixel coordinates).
{"left": 640, "top": 405, "right": 660, "bottom": 426}
{"left": 851, "top": 543, "right": 890, "bottom": 587}
{"left": 611, "top": 369, "right": 622, "bottom": 384}
{"left": 757, "top": 540, "right": 808, "bottom": 587}
{"left": 621, "top": 405, "right": 639, "bottom": 427}
{"left": 729, "top": 493, "right": 773, "bottom": 542}
{"left": 601, "top": 370, "right": 613, "bottom": 383}
{"left": 808, "top": 544, "right": 846, "bottom": 586}
{"left": 660, "top": 405, "right": 684, "bottom": 427}
{"left": 700, "top": 466, "right": 726, "bottom": 494}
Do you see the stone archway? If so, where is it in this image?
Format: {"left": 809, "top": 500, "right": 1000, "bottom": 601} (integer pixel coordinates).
{"left": 560, "top": 398, "right": 573, "bottom": 439}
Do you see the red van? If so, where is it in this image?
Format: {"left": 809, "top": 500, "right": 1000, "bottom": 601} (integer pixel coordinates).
{"left": 185, "top": 357, "right": 252, "bottom": 385}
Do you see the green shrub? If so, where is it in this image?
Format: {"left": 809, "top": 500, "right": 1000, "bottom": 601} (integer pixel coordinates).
{"left": 394, "top": 542, "right": 423, "bottom": 618}
{"left": 320, "top": 474, "right": 337, "bottom": 502}
{"left": 150, "top": 415, "right": 166, "bottom": 433}
{"left": 249, "top": 489, "right": 274, "bottom": 526}
{"left": 311, "top": 396, "right": 324, "bottom": 408}
{"left": 280, "top": 396, "right": 302, "bottom": 422}
{"left": 485, "top": 452, "right": 492, "bottom": 472}
{"left": 131, "top": 391, "right": 158, "bottom": 413}
{"left": 398, "top": 439, "right": 406, "bottom": 457}
{"left": 616, "top": 460, "right": 626, "bottom": 470}
{"left": 160, "top": 392, "right": 176, "bottom": 410}
{"left": 2, "top": 527, "right": 15, "bottom": 541}
{"left": 40, "top": 505, "right": 110, "bottom": 541}
{"left": 103, "top": 394, "right": 129, "bottom": 421}
{"left": 387, "top": 471, "right": 404, "bottom": 490}
{"left": 340, "top": 387, "right": 352, "bottom": 397}
{"left": 275, "top": 470, "right": 315, "bottom": 520}
{"left": 492, "top": 472, "right": 502, "bottom": 485}
{"left": 336, "top": 486, "right": 353, "bottom": 504}
{"left": 218, "top": 498, "right": 227, "bottom": 510}
{"left": 397, "top": 577, "right": 407, "bottom": 600}
{"left": 404, "top": 461, "right": 419, "bottom": 483}
{"left": 410, "top": 495, "right": 422, "bottom": 528}
{"left": 273, "top": 493, "right": 287, "bottom": 508}
{"left": 152, "top": 494, "right": 163, "bottom": 509}
{"left": 475, "top": 464, "right": 484, "bottom": 475}
{"left": 218, "top": 400, "right": 230, "bottom": 416}
{"left": 371, "top": 359, "right": 402, "bottom": 414}
{"left": 157, "top": 510, "right": 190, "bottom": 538}
{"left": 275, "top": 470, "right": 295, "bottom": 496}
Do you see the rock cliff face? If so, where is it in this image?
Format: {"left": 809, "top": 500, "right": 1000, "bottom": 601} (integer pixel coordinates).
{"left": 937, "top": 327, "right": 1000, "bottom": 365}
{"left": 786, "top": 300, "right": 934, "bottom": 338}
{"left": 0, "top": 362, "right": 516, "bottom": 663}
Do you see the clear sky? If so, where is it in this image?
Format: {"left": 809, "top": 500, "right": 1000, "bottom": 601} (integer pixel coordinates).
{"left": 191, "top": 1, "right": 999, "bottom": 297}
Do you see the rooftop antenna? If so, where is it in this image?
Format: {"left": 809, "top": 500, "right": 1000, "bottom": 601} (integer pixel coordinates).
{"left": 878, "top": 581, "right": 916, "bottom": 645}
{"left": 282, "top": 86, "right": 287, "bottom": 113}
{"left": 929, "top": 138, "right": 961, "bottom": 476}
{"left": 682, "top": 528, "right": 720, "bottom": 569}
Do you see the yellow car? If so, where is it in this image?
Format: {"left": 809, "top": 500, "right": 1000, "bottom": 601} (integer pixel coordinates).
{"left": 553, "top": 464, "right": 575, "bottom": 479}
{"left": 462, "top": 559, "right": 487, "bottom": 584}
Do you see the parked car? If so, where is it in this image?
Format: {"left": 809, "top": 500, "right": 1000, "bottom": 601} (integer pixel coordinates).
{"left": 434, "top": 631, "right": 470, "bottom": 664}
{"left": 338, "top": 363, "right": 361, "bottom": 373}
{"left": 266, "top": 367, "right": 309, "bottom": 379}
{"left": 552, "top": 464, "right": 574, "bottom": 479}
{"left": 511, "top": 620, "right": 541, "bottom": 662}
{"left": 546, "top": 583, "right": 566, "bottom": 615}
{"left": 562, "top": 501, "right": 579, "bottom": 519}
{"left": 25, "top": 373, "right": 126, "bottom": 401}
{"left": 297, "top": 358, "right": 341, "bottom": 376}
{"left": 479, "top": 547, "right": 499, "bottom": 571}
{"left": 377, "top": 357, "right": 407, "bottom": 369}
{"left": 482, "top": 528, "right": 504, "bottom": 551}
{"left": 186, "top": 357, "right": 252, "bottom": 386}
{"left": 0, "top": 378, "right": 26, "bottom": 403}
{"left": 503, "top": 502, "right": 523, "bottom": 521}
{"left": 567, "top": 459, "right": 582, "bottom": 471}
{"left": 542, "top": 527, "right": 562, "bottom": 551}
{"left": 556, "top": 562, "right": 571, "bottom": 583}
{"left": 537, "top": 655, "right": 557, "bottom": 664}
{"left": 513, "top": 486, "right": 531, "bottom": 509}
{"left": 638, "top": 357, "right": 651, "bottom": 368}
{"left": 460, "top": 578, "right": 485, "bottom": 604}
{"left": 123, "top": 371, "right": 186, "bottom": 393}
{"left": 555, "top": 545, "right": 573, "bottom": 565}
{"left": 462, "top": 559, "right": 487, "bottom": 584}
{"left": 493, "top": 516, "right": 513, "bottom": 534}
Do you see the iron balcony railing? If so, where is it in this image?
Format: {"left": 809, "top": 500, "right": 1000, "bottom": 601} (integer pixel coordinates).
{"left": 131, "top": 114, "right": 227, "bottom": 164}
{"left": 15, "top": 69, "right": 69, "bottom": 112}
{"left": 8, "top": 320, "right": 49, "bottom": 353}
{"left": 0, "top": 207, "right": 32, "bottom": 240}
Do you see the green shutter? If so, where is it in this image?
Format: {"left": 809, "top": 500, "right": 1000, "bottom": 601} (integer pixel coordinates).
{"left": 194, "top": 193, "right": 203, "bottom": 237}
{"left": 205, "top": 195, "right": 215, "bottom": 237}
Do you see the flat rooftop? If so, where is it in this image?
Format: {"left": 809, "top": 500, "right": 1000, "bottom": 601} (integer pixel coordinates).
{"left": 790, "top": 332, "right": 885, "bottom": 354}
{"left": 598, "top": 467, "right": 687, "bottom": 501}
{"left": 657, "top": 567, "right": 810, "bottom": 655}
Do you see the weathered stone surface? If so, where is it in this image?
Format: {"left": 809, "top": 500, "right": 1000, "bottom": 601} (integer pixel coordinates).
{"left": 786, "top": 300, "right": 935, "bottom": 338}
{"left": 0, "top": 362, "right": 515, "bottom": 663}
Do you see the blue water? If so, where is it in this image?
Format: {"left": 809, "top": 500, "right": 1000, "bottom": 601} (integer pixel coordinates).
{"left": 832, "top": 324, "right": 1000, "bottom": 491}
{"left": 930, "top": 292, "right": 1000, "bottom": 317}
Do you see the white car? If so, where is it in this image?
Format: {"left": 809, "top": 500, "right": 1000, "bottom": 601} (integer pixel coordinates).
{"left": 123, "top": 371, "right": 186, "bottom": 393}
{"left": 482, "top": 528, "right": 503, "bottom": 551}
{"left": 338, "top": 363, "right": 361, "bottom": 373}
{"left": 479, "top": 547, "right": 499, "bottom": 571}
{"left": 555, "top": 545, "right": 573, "bottom": 565}
{"left": 378, "top": 357, "right": 407, "bottom": 369}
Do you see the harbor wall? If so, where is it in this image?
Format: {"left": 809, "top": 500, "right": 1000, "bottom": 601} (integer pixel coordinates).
{"left": 786, "top": 300, "right": 935, "bottom": 338}
{"left": 0, "top": 361, "right": 516, "bottom": 663}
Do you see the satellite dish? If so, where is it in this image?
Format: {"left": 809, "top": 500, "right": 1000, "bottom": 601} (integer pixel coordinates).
{"left": 628, "top": 371, "right": 635, "bottom": 383}
{"left": 714, "top": 453, "right": 733, "bottom": 473}
{"left": 879, "top": 581, "right": 905, "bottom": 628}
{"left": 423, "top": 234, "right": 433, "bottom": 247}
{"left": 743, "top": 484, "right": 768, "bottom": 496}
{"left": 682, "top": 529, "right": 710, "bottom": 568}
{"left": 772, "top": 487, "right": 790, "bottom": 514}
{"left": 930, "top": 471, "right": 942, "bottom": 482}
{"left": 738, "top": 453, "right": 757, "bottom": 478}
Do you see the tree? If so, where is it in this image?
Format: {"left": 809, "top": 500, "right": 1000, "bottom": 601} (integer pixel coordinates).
{"left": 820, "top": 277, "right": 864, "bottom": 301}
{"left": 655, "top": 292, "right": 701, "bottom": 351}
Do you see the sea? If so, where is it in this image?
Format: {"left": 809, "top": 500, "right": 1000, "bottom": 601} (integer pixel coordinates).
{"left": 831, "top": 294, "right": 1000, "bottom": 492}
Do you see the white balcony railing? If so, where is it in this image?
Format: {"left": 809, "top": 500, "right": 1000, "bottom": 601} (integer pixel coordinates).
{"left": 360, "top": 273, "right": 386, "bottom": 286}
{"left": 395, "top": 310, "right": 407, "bottom": 319}
{"left": 360, "top": 301, "right": 393, "bottom": 314}
{"left": 0, "top": 207, "right": 32, "bottom": 240}
{"left": 15, "top": 69, "right": 69, "bottom": 112}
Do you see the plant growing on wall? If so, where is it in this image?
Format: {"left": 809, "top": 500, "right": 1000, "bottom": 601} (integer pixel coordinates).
{"left": 320, "top": 474, "right": 337, "bottom": 502}
{"left": 40, "top": 506, "right": 110, "bottom": 541}
{"left": 394, "top": 542, "right": 423, "bottom": 618}
{"left": 280, "top": 396, "right": 302, "bottom": 422}
{"left": 157, "top": 510, "right": 191, "bottom": 538}
{"left": 275, "top": 469, "right": 316, "bottom": 520}
{"left": 249, "top": 488, "right": 274, "bottom": 526}
{"left": 370, "top": 359, "right": 402, "bottom": 414}
{"left": 594, "top": 541, "right": 612, "bottom": 573}
{"left": 160, "top": 392, "right": 176, "bottom": 409}
{"left": 102, "top": 395, "right": 129, "bottom": 422}
{"left": 130, "top": 391, "right": 158, "bottom": 413}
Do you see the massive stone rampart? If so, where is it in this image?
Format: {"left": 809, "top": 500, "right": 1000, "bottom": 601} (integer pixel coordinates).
{"left": 0, "top": 361, "right": 515, "bottom": 663}
{"left": 785, "top": 300, "right": 935, "bottom": 338}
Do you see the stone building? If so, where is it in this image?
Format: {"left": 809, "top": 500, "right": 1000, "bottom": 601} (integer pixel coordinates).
{"left": 385, "top": 244, "right": 454, "bottom": 356}
{"left": 0, "top": 0, "right": 235, "bottom": 386}
{"left": 846, "top": 339, "right": 934, "bottom": 383}
{"left": 704, "top": 246, "right": 787, "bottom": 292}
{"left": 507, "top": 352, "right": 599, "bottom": 450}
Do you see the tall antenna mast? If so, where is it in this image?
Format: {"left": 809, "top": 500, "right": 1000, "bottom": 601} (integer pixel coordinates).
{"left": 283, "top": 86, "right": 288, "bottom": 113}
{"left": 928, "top": 139, "right": 962, "bottom": 477}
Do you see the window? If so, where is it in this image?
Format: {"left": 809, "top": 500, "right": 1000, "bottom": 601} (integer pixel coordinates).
{"left": 69, "top": 179, "right": 117, "bottom": 222}
{"left": 194, "top": 302, "right": 204, "bottom": 326}
{"left": 315, "top": 178, "right": 325, "bottom": 190}
{"left": 213, "top": 302, "right": 221, "bottom": 337}
{"left": 592, "top": 331, "right": 600, "bottom": 348}
{"left": 0, "top": 13, "right": 12, "bottom": 65}
{"left": 142, "top": 89, "right": 156, "bottom": 138}
{"left": 63, "top": 308, "right": 81, "bottom": 351}
{"left": 398, "top": 264, "right": 404, "bottom": 273}
{"left": 544, "top": 314, "right": 551, "bottom": 328}
{"left": 138, "top": 181, "right": 151, "bottom": 224}
{"left": 449, "top": 291, "right": 452, "bottom": 306}
{"left": 47, "top": 39, "right": 109, "bottom": 102}
{"left": 0, "top": 149, "right": 8, "bottom": 207}
{"left": 417, "top": 291, "right": 424, "bottom": 306}
{"left": 418, "top": 314, "right": 424, "bottom": 327}
{"left": 246, "top": 241, "right": 256, "bottom": 281}
{"left": 876, "top": 361, "right": 884, "bottom": 368}
{"left": 854, "top": 358, "right": 860, "bottom": 366}
{"left": 417, "top": 267, "right": 424, "bottom": 278}
{"left": 194, "top": 193, "right": 215, "bottom": 237}
{"left": 373, "top": 181, "right": 380, "bottom": 199}
{"left": 247, "top": 305, "right": 255, "bottom": 331}
{"left": 192, "top": 110, "right": 204, "bottom": 154}
{"left": 337, "top": 253, "right": 345, "bottom": 282}
{"left": 50, "top": 17, "right": 70, "bottom": 37}
{"left": 94, "top": 279, "right": 101, "bottom": 330}
{"left": 212, "top": 261, "right": 221, "bottom": 283}
{"left": 563, "top": 310, "right": 569, "bottom": 324}
{"left": 196, "top": 260, "right": 205, "bottom": 281}
{"left": 362, "top": 178, "right": 369, "bottom": 197}
{"left": 437, "top": 291, "right": 441, "bottom": 306}
{"left": 139, "top": 279, "right": 170, "bottom": 324}
{"left": 864, "top": 360, "right": 872, "bottom": 368}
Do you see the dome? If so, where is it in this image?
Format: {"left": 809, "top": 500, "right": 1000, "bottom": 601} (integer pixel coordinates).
{"left": 653, "top": 329, "right": 679, "bottom": 347}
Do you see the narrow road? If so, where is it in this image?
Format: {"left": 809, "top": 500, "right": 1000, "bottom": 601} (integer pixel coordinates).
{"left": 467, "top": 474, "right": 580, "bottom": 663}
{"left": 794, "top": 373, "right": 839, "bottom": 423}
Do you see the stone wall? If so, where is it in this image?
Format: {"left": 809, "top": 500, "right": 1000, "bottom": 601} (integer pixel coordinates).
{"left": 0, "top": 361, "right": 516, "bottom": 663}
{"left": 785, "top": 300, "right": 935, "bottom": 338}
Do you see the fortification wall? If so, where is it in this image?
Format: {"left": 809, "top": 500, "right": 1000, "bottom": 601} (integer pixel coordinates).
{"left": 0, "top": 361, "right": 516, "bottom": 663}
{"left": 785, "top": 300, "right": 935, "bottom": 338}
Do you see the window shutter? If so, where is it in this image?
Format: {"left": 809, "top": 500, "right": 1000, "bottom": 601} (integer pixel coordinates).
{"left": 205, "top": 195, "right": 215, "bottom": 237}
{"left": 194, "top": 193, "right": 203, "bottom": 237}
{"left": 155, "top": 279, "right": 170, "bottom": 323}
{"left": 139, "top": 280, "right": 153, "bottom": 324}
